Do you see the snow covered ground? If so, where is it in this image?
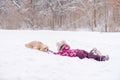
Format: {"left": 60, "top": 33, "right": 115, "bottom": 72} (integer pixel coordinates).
{"left": 0, "top": 30, "right": 120, "bottom": 80}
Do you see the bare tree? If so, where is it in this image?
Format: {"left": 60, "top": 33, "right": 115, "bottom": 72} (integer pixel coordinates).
{"left": 0, "top": 0, "right": 120, "bottom": 31}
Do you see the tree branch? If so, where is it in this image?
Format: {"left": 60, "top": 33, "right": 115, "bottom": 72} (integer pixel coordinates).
{"left": 12, "top": 0, "right": 21, "bottom": 8}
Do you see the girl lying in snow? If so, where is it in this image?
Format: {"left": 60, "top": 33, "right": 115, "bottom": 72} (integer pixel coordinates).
{"left": 48, "top": 40, "right": 109, "bottom": 61}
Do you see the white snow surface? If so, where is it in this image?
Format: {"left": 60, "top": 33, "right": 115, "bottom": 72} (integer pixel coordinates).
{"left": 0, "top": 30, "right": 120, "bottom": 80}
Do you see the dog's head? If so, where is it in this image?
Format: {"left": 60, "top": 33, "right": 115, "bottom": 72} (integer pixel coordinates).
{"left": 40, "top": 45, "right": 49, "bottom": 52}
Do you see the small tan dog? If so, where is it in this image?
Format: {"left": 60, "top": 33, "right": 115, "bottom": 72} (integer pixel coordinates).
{"left": 25, "top": 41, "right": 49, "bottom": 52}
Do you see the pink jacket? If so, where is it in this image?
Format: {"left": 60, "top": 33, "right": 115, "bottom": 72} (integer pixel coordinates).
{"left": 54, "top": 44, "right": 79, "bottom": 57}
{"left": 53, "top": 44, "right": 107, "bottom": 61}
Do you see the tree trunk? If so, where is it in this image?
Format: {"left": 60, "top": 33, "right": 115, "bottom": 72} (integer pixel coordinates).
{"left": 105, "top": 0, "right": 108, "bottom": 32}
{"left": 93, "top": 0, "right": 97, "bottom": 29}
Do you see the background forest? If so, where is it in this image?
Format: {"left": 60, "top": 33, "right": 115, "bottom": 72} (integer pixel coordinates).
{"left": 0, "top": 0, "right": 120, "bottom": 32}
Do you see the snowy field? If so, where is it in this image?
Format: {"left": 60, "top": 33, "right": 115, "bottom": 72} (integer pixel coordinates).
{"left": 0, "top": 30, "right": 120, "bottom": 80}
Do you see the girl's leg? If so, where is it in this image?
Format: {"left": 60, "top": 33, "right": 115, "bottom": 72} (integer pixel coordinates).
{"left": 76, "top": 50, "right": 108, "bottom": 61}
{"left": 76, "top": 50, "right": 88, "bottom": 59}
{"left": 90, "top": 48, "right": 102, "bottom": 55}
{"left": 87, "top": 53, "right": 107, "bottom": 61}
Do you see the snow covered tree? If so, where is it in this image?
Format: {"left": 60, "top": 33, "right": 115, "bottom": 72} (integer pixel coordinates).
{"left": 0, "top": 0, "right": 120, "bottom": 31}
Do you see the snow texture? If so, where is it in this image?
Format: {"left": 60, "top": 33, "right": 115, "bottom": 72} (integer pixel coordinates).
{"left": 0, "top": 30, "right": 120, "bottom": 80}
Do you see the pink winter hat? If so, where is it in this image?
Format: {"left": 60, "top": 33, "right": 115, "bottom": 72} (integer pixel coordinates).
{"left": 56, "top": 40, "right": 67, "bottom": 51}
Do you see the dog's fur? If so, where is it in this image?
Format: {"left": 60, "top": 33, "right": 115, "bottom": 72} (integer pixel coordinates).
{"left": 25, "top": 41, "right": 49, "bottom": 52}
